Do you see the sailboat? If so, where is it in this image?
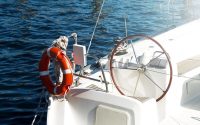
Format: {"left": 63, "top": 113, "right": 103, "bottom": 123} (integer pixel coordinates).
{"left": 43, "top": 18, "right": 200, "bottom": 125}
{"left": 35, "top": 0, "right": 200, "bottom": 124}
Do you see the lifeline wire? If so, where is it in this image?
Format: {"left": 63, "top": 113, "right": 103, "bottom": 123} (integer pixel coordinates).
{"left": 31, "top": 88, "right": 45, "bottom": 125}
{"left": 87, "top": 0, "right": 106, "bottom": 54}
{"left": 146, "top": 68, "right": 200, "bottom": 81}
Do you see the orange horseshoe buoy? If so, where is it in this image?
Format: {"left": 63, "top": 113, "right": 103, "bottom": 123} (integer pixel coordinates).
{"left": 39, "top": 47, "right": 73, "bottom": 95}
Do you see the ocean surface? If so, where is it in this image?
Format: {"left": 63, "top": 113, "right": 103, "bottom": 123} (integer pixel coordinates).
{"left": 0, "top": 0, "right": 200, "bottom": 124}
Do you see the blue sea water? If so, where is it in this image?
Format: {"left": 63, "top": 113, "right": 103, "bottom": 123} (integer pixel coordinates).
{"left": 0, "top": 0, "right": 200, "bottom": 124}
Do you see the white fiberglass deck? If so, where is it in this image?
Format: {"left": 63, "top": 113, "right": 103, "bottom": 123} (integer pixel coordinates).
{"left": 160, "top": 101, "right": 200, "bottom": 125}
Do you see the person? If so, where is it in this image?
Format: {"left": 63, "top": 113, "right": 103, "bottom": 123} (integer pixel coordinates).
{"left": 51, "top": 36, "right": 69, "bottom": 85}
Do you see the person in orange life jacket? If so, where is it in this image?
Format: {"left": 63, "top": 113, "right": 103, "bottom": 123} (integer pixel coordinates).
{"left": 51, "top": 36, "right": 69, "bottom": 85}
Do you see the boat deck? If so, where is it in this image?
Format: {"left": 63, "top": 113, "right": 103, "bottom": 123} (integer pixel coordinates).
{"left": 160, "top": 98, "right": 200, "bottom": 125}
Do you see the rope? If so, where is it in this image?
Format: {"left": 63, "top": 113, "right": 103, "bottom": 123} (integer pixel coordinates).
{"left": 36, "top": 102, "right": 48, "bottom": 125}
{"left": 87, "top": 0, "right": 106, "bottom": 54}
{"left": 31, "top": 88, "right": 45, "bottom": 125}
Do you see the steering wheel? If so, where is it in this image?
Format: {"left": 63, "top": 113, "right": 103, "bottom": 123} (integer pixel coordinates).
{"left": 109, "top": 35, "right": 172, "bottom": 102}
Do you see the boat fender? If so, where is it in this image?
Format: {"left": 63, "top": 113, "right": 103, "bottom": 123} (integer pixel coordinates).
{"left": 39, "top": 47, "right": 73, "bottom": 95}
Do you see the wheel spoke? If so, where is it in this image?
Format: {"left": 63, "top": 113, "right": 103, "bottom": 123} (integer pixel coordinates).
{"left": 111, "top": 66, "right": 137, "bottom": 71}
{"left": 111, "top": 60, "right": 138, "bottom": 70}
{"left": 145, "top": 52, "right": 164, "bottom": 66}
{"left": 144, "top": 72, "right": 165, "bottom": 92}
{"left": 112, "top": 60, "right": 137, "bottom": 66}
{"left": 130, "top": 40, "right": 139, "bottom": 65}
{"left": 133, "top": 72, "right": 141, "bottom": 96}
